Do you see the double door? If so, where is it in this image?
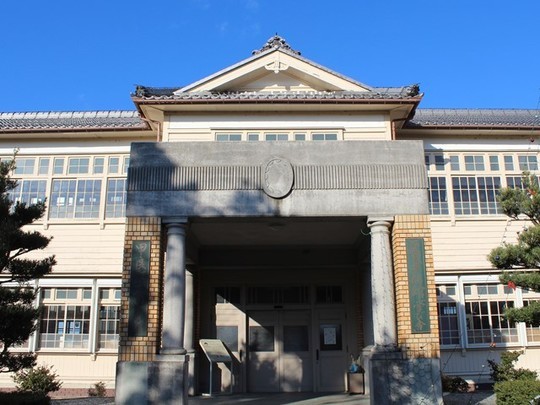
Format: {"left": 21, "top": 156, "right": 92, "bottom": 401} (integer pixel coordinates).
{"left": 246, "top": 309, "right": 347, "bottom": 392}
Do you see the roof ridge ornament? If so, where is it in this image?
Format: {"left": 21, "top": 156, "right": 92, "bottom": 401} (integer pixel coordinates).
{"left": 252, "top": 34, "right": 301, "bottom": 56}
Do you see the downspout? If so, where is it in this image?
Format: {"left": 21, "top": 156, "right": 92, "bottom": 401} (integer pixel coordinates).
{"left": 390, "top": 118, "right": 408, "bottom": 140}
{"left": 139, "top": 116, "right": 162, "bottom": 142}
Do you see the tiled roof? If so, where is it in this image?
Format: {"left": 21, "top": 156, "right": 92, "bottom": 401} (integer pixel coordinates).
{"left": 407, "top": 109, "right": 540, "bottom": 129}
{"left": 0, "top": 110, "right": 148, "bottom": 132}
{"left": 133, "top": 87, "right": 421, "bottom": 102}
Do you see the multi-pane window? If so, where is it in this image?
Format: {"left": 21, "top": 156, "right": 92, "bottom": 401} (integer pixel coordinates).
{"left": 464, "top": 284, "right": 517, "bottom": 345}
{"left": 5, "top": 153, "right": 129, "bottom": 222}
{"left": 108, "top": 157, "right": 120, "bottom": 174}
{"left": 68, "top": 157, "right": 90, "bottom": 174}
{"left": 265, "top": 133, "right": 288, "bottom": 141}
{"left": 14, "top": 158, "right": 35, "bottom": 175}
{"left": 450, "top": 155, "right": 460, "bottom": 171}
{"left": 436, "top": 284, "right": 460, "bottom": 346}
{"left": 214, "top": 130, "right": 339, "bottom": 141}
{"left": 53, "top": 158, "right": 65, "bottom": 175}
{"left": 39, "top": 288, "right": 91, "bottom": 349}
{"left": 464, "top": 155, "right": 485, "bottom": 171}
{"left": 50, "top": 179, "right": 101, "bottom": 219}
{"left": 50, "top": 179, "right": 76, "bottom": 218}
{"left": 93, "top": 157, "right": 105, "bottom": 174}
{"left": 428, "top": 177, "right": 449, "bottom": 215}
{"left": 38, "top": 158, "right": 50, "bottom": 175}
{"left": 106, "top": 179, "right": 126, "bottom": 218}
{"left": 452, "top": 176, "right": 501, "bottom": 215}
{"left": 98, "top": 288, "right": 121, "bottom": 350}
{"left": 74, "top": 180, "right": 101, "bottom": 218}
{"left": 427, "top": 152, "right": 540, "bottom": 216}
{"left": 434, "top": 155, "right": 445, "bottom": 171}
{"left": 9, "top": 180, "right": 47, "bottom": 206}
{"left": 216, "top": 133, "right": 242, "bottom": 141}
{"left": 312, "top": 133, "right": 338, "bottom": 141}
{"left": 518, "top": 155, "right": 538, "bottom": 171}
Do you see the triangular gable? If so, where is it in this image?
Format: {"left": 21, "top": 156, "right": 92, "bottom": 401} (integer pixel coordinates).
{"left": 175, "top": 37, "right": 372, "bottom": 94}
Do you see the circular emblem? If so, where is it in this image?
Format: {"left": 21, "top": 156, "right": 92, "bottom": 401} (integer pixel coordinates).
{"left": 262, "top": 158, "right": 294, "bottom": 199}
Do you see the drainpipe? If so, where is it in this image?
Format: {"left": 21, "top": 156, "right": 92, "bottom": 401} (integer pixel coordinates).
{"left": 390, "top": 118, "right": 408, "bottom": 140}
{"left": 139, "top": 116, "right": 162, "bottom": 142}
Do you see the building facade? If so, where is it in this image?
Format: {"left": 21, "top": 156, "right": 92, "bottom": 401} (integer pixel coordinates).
{"left": 1, "top": 36, "right": 539, "bottom": 403}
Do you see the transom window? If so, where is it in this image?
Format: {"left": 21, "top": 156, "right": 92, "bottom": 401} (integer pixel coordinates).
{"left": 68, "top": 157, "right": 90, "bottom": 174}
{"left": 14, "top": 158, "right": 35, "bottom": 175}
{"left": 214, "top": 130, "right": 340, "bottom": 141}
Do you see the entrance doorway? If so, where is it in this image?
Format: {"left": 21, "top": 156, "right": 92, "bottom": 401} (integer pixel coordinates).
{"left": 247, "top": 310, "right": 312, "bottom": 392}
{"left": 205, "top": 273, "right": 357, "bottom": 394}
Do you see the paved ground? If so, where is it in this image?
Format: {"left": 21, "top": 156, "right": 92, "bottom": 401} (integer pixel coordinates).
{"left": 50, "top": 391, "right": 497, "bottom": 404}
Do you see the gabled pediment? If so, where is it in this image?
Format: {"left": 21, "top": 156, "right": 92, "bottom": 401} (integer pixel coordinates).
{"left": 175, "top": 36, "right": 372, "bottom": 94}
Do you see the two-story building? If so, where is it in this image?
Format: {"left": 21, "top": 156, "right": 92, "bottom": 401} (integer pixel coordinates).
{"left": 1, "top": 36, "right": 539, "bottom": 403}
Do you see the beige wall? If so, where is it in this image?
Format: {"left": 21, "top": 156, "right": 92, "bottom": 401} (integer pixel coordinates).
{"left": 431, "top": 218, "right": 521, "bottom": 271}
{"left": 24, "top": 223, "right": 125, "bottom": 276}
{"left": 164, "top": 112, "right": 391, "bottom": 142}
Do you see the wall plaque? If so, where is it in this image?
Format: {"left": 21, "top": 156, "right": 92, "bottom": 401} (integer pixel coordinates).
{"left": 262, "top": 157, "right": 294, "bottom": 198}
{"left": 128, "top": 240, "right": 150, "bottom": 337}
{"left": 406, "top": 238, "right": 431, "bottom": 333}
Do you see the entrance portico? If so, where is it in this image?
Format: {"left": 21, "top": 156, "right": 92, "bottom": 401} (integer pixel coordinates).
{"left": 115, "top": 139, "right": 442, "bottom": 404}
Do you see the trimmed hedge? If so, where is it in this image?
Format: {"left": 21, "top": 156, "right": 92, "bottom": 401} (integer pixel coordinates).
{"left": 0, "top": 392, "right": 50, "bottom": 405}
{"left": 494, "top": 380, "right": 540, "bottom": 405}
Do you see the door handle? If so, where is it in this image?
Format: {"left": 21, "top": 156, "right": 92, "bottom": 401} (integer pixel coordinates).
{"left": 239, "top": 349, "right": 243, "bottom": 362}
{"left": 316, "top": 349, "right": 319, "bottom": 361}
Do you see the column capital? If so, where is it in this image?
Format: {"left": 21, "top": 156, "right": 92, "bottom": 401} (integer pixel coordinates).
{"left": 162, "top": 216, "right": 188, "bottom": 225}
{"left": 367, "top": 216, "right": 394, "bottom": 233}
{"left": 367, "top": 216, "right": 394, "bottom": 226}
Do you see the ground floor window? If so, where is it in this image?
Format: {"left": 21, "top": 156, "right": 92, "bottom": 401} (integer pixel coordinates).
{"left": 35, "top": 283, "right": 120, "bottom": 352}
{"left": 435, "top": 276, "right": 539, "bottom": 348}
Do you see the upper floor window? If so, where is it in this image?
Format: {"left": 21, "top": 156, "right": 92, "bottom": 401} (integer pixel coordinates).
{"left": 518, "top": 155, "right": 538, "bottom": 171}
{"left": 265, "top": 133, "right": 288, "bottom": 141}
{"left": 426, "top": 152, "right": 540, "bottom": 216}
{"left": 464, "top": 155, "right": 485, "bottom": 171}
{"left": 216, "top": 133, "right": 242, "bottom": 141}
{"left": 312, "top": 133, "right": 338, "bottom": 141}
{"left": 68, "top": 157, "right": 90, "bottom": 175}
{"left": 14, "top": 158, "right": 35, "bottom": 175}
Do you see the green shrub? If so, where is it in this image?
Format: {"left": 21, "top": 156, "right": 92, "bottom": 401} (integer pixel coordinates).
{"left": 494, "top": 379, "right": 540, "bottom": 405}
{"left": 441, "top": 374, "right": 469, "bottom": 393}
{"left": 12, "top": 365, "right": 62, "bottom": 396}
{"left": 488, "top": 351, "right": 537, "bottom": 382}
{"left": 88, "top": 381, "right": 107, "bottom": 397}
{"left": 0, "top": 391, "right": 50, "bottom": 405}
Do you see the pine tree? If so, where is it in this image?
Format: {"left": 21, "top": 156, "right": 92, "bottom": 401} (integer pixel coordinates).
{"left": 0, "top": 157, "right": 56, "bottom": 373}
{"left": 488, "top": 172, "right": 540, "bottom": 326}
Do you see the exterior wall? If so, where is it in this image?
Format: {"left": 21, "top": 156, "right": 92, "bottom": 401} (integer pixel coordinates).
{"left": 392, "top": 215, "right": 440, "bottom": 358}
{"left": 24, "top": 223, "right": 126, "bottom": 275}
{"left": 118, "top": 217, "right": 163, "bottom": 362}
{"left": 164, "top": 112, "right": 391, "bottom": 142}
{"left": 431, "top": 219, "right": 521, "bottom": 271}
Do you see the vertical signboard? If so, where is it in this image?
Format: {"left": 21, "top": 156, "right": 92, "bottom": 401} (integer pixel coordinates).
{"left": 406, "top": 238, "right": 431, "bottom": 333}
{"left": 128, "top": 240, "right": 150, "bottom": 337}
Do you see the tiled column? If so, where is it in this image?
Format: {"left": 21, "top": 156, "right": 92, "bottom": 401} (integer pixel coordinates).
{"left": 368, "top": 217, "right": 397, "bottom": 348}
{"left": 161, "top": 218, "right": 188, "bottom": 355}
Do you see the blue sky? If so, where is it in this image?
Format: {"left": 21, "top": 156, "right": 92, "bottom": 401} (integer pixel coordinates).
{"left": 1, "top": 0, "right": 539, "bottom": 112}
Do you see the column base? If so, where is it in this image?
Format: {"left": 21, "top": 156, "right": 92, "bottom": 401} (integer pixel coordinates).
{"left": 116, "top": 357, "right": 189, "bottom": 405}
{"left": 362, "top": 345, "right": 442, "bottom": 405}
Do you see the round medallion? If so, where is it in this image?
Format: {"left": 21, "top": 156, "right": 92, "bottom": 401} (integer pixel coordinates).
{"left": 262, "top": 157, "right": 294, "bottom": 199}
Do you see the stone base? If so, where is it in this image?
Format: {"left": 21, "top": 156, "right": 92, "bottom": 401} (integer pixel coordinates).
{"left": 363, "top": 346, "right": 442, "bottom": 405}
{"left": 116, "top": 356, "right": 189, "bottom": 405}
